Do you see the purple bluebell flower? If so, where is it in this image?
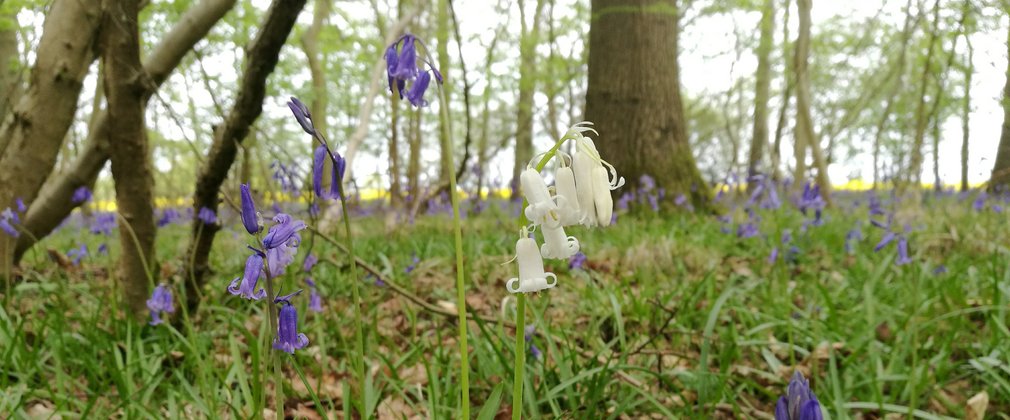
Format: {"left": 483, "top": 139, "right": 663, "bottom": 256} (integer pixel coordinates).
{"left": 973, "top": 193, "right": 986, "bottom": 212}
{"left": 874, "top": 231, "right": 896, "bottom": 252}
{"left": 262, "top": 213, "right": 306, "bottom": 249}
{"left": 895, "top": 237, "right": 912, "bottom": 266}
{"left": 774, "top": 371, "right": 822, "bottom": 420}
{"left": 389, "top": 35, "right": 418, "bottom": 80}
{"left": 647, "top": 194, "right": 659, "bottom": 212}
{"left": 0, "top": 210, "right": 17, "bottom": 237}
{"left": 781, "top": 230, "right": 792, "bottom": 244}
{"left": 737, "top": 223, "right": 759, "bottom": 239}
{"left": 71, "top": 186, "right": 92, "bottom": 204}
{"left": 305, "top": 278, "right": 323, "bottom": 312}
{"left": 90, "top": 212, "right": 117, "bottom": 235}
{"left": 197, "top": 207, "right": 217, "bottom": 225}
{"left": 303, "top": 253, "right": 318, "bottom": 273}
{"left": 273, "top": 301, "right": 309, "bottom": 354}
{"left": 286, "top": 97, "right": 315, "bottom": 136}
{"left": 933, "top": 264, "right": 947, "bottom": 275}
{"left": 994, "top": 204, "right": 1004, "bottom": 214}
{"left": 385, "top": 43, "right": 406, "bottom": 97}
{"left": 15, "top": 198, "right": 26, "bottom": 213}
{"left": 67, "top": 244, "right": 87, "bottom": 265}
{"left": 404, "top": 253, "right": 420, "bottom": 274}
{"left": 157, "top": 208, "right": 180, "bottom": 227}
{"left": 867, "top": 193, "right": 885, "bottom": 216}
{"left": 266, "top": 238, "right": 299, "bottom": 278}
{"left": 312, "top": 146, "right": 346, "bottom": 200}
{"left": 405, "top": 70, "right": 432, "bottom": 107}
{"left": 240, "top": 184, "right": 260, "bottom": 235}
{"left": 768, "top": 247, "right": 779, "bottom": 263}
{"left": 228, "top": 251, "right": 267, "bottom": 300}
{"left": 639, "top": 174, "right": 656, "bottom": 191}
{"left": 674, "top": 194, "right": 688, "bottom": 207}
{"left": 568, "top": 252, "right": 587, "bottom": 270}
{"left": 146, "top": 284, "right": 175, "bottom": 326}
{"left": 524, "top": 325, "right": 541, "bottom": 360}
{"left": 797, "top": 182, "right": 825, "bottom": 218}
{"left": 97, "top": 243, "right": 108, "bottom": 255}
{"left": 844, "top": 228, "right": 862, "bottom": 254}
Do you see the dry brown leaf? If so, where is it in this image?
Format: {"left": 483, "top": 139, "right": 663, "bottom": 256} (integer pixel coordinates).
{"left": 965, "top": 390, "right": 988, "bottom": 420}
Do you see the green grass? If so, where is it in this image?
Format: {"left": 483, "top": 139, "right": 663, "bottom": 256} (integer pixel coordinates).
{"left": 2, "top": 195, "right": 1009, "bottom": 418}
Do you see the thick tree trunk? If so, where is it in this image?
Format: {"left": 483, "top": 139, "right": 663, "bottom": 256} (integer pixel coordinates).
{"left": 793, "top": 0, "right": 830, "bottom": 200}
{"left": 0, "top": 10, "right": 19, "bottom": 121}
{"left": 12, "top": 0, "right": 237, "bottom": 265}
{"left": 185, "top": 0, "right": 306, "bottom": 311}
{"left": 585, "top": 0, "right": 711, "bottom": 208}
{"left": 747, "top": 0, "right": 774, "bottom": 186}
{"left": 102, "top": 0, "right": 155, "bottom": 317}
{"left": 511, "top": 0, "right": 545, "bottom": 198}
{"left": 0, "top": 0, "right": 102, "bottom": 276}
{"left": 990, "top": 24, "right": 1010, "bottom": 190}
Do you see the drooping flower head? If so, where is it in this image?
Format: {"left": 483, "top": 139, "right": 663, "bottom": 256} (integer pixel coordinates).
{"left": 67, "top": 244, "right": 87, "bottom": 265}
{"left": 774, "top": 371, "right": 823, "bottom": 420}
{"left": 524, "top": 325, "right": 542, "bottom": 360}
{"left": 228, "top": 250, "right": 267, "bottom": 300}
{"left": 273, "top": 293, "right": 309, "bottom": 354}
{"left": 240, "top": 184, "right": 261, "bottom": 235}
{"left": 312, "top": 146, "right": 346, "bottom": 200}
{"left": 0, "top": 207, "right": 18, "bottom": 238}
{"left": 146, "top": 284, "right": 175, "bottom": 326}
{"left": 262, "top": 213, "right": 306, "bottom": 250}
{"left": 305, "top": 278, "right": 323, "bottom": 312}
{"left": 384, "top": 34, "right": 442, "bottom": 107}
{"left": 15, "top": 198, "right": 26, "bottom": 213}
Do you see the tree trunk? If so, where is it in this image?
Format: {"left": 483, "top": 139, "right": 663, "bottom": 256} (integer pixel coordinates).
{"left": 185, "top": 0, "right": 306, "bottom": 311}
{"left": 908, "top": 0, "right": 941, "bottom": 188}
{"left": 961, "top": 36, "right": 973, "bottom": 192}
{"left": 407, "top": 108, "right": 421, "bottom": 205}
{"left": 102, "top": 0, "right": 155, "bottom": 317}
{"left": 301, "top": 0, "right": 331, "bottom": 140}
{"left": 12, "top": 0, "right": 237, "bottom": 265}
{"left": 0, "top": 10, "right": 20, "bottom": 121}
{"left": 511, "top": 0, "right": 546, "bottom": 198}
{"left": 476, "top": 25, "right": 503, "bottom": 200}
{"left": 747, "top": 0, "right": 774, "bottom": 186}
{"left": 872, "top": 0, "right": 916, "bottom": 189}
{"left": 770, "top": 0, "right": 792, "bottom": 182}
{"left": 389, "top": 95, "right": 403, "bottom": 207}
{"left": 990, "top": 23, "right": 1010, "bottom": 190}
{"left": 0, "top": 0, "right": 102, "bottom": 276}
{"left": 585, "top": 0, "right": 711, "bottom": 208}
{"left": 793, "top": 0, "right": 830, "bottom": 200}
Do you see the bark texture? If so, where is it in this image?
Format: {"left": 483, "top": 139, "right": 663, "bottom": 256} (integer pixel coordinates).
{"left": 908, "top": 0, "right": 941, "bottom": 187}
{"left": 102, "top": 0, "right": 155, "bottom": 316}
{"left": 12, "top": 0, "right": 236, "bottom": 264}
{"left": 793, "top": 0, "right": 830, "bottom": 199}
{"left": 585, "top": 0, "right": 710, "bottom": 208}
{"left": 0, "top": 0, "right": 102, "bottom": 274}
{"left": 990, "top": 23, "right": 1010, "bottom": 190}
{"left": 185, "top": 0, "right": 306, "bottom": 310}
{"left": 747, "top": 0, "right": 774, "bottom": 185}
{"left": 0, "top": 10, "right": 19, "bottom": 121}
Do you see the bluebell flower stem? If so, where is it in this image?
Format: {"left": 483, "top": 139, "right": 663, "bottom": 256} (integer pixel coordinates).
{"left": 337, "top": 189, "right": 366, "bottom": 417}
{"left": 258, "top": 237, "right": 284, "bottom": 420}
{"left": 435, "top": 84, "right": 471, "bottom": 418}
{"left": 511, "top": 137, "right": 570, "bottom": 420}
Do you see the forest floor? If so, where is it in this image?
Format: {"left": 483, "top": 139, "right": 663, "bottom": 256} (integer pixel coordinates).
{"left": 1, "top": 190, "right": 1008, "bottom": 419}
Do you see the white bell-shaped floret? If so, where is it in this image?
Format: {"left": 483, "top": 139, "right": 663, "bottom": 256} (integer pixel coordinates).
{"left": 572, "top": 145, "right": 598, "bottom": 227}
{"left": 506, "top": 237, "right": 558, "bottom": 293}
{"left": 521, "top": 167, "right": 561, "bottom": 228}
{"left": 554, "top": 165, "right": 580, "bottom": 226}
{"left": 540, "top": 223, "right": 580, "bottom": 259}
{"left": 592, "top": 166, "right": 614, "bottom": 226}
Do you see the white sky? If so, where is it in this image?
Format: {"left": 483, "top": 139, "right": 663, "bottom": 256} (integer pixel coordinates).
{"left": 14, "top": 0, "right": 1010, "bottom": 190}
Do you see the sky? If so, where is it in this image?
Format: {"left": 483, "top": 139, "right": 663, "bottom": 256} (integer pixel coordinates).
{"left": 14, "top": 0, "right": 1010, "bottom": 191}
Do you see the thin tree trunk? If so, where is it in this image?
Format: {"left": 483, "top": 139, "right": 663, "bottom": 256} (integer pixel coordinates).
{"left": 873, "top": 0, "right": 917, "bottom": 189}
{"left": 12, "top": 0, "right": 237, "bottom": 265}
{"left": 448, "top": 0, "right": 474, "bottom": 182}
{"left": 586, "top": 0, "right": 711, "bottom": 209}
{"left": 511, "top": 0, "right": 546, "bottom": 198}
{"left": 770, "top": 0, "right": 791, "bottom": 182}
{"left": 301, "top": 0, "right": 331, "bottom": 140}
{"left": 102, "top": 0, "right": 155, "bottom": 317}
{"left": 747, "top": 0, "right": 774, "bottom": 187}
{"left": 908, "top": 0, "right": 941, "bottom": 188}
{"left": 793, "top": 0, "right": 831, "bottom": 199}
{"left": 184, "top": 0, "right": 306, "bottom": 311}
{"left": 961, "top": 36, "right": 973, "bottom": 192}
{"left": 475, "top": 26, "right": 503, "bottom": 200}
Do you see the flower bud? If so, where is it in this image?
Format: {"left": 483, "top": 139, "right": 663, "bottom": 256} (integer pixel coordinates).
{"left": 520, "top": 167, "right": 560, "bottom": 228}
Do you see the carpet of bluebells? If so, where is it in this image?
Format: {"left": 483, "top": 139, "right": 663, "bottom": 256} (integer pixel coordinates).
{"left": 2, "top": 171, "right": 1008, "bottom": 418}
